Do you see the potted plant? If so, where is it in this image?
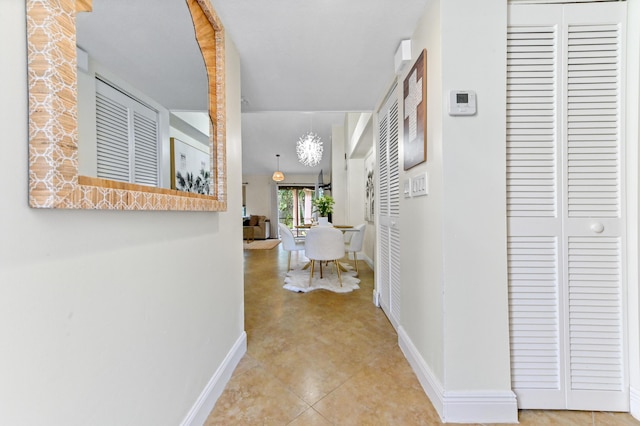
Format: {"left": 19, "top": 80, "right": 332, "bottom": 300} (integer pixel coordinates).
{"left": 313, "top": 195, "right": 335, "bottom": 225}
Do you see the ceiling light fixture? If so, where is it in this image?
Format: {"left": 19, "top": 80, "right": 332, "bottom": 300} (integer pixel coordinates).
{"left": 272, "top": 154, "right": 285, "bottom": 182}
{"left": 296, "top": 131, "right": 323, "bottom": 167}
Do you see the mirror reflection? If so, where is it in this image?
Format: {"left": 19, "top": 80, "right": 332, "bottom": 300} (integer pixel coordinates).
{"left": 75, "top": 0, "right": 212, "bottom": 194}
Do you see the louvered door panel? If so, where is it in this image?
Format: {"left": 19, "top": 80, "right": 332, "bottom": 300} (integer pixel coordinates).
{"left": 508, "top": 236, "right": 564, "bottom": 407}
{"left": 388, "top": 99, "right": 401, "bottom": 326}
{"left": 507, "top": 1, "right": 627, "bottom": 411}
{"left": 388, "top": 101, "right": 400, "bottom": 218}
{"left": 376, "top": 85, "right": 400, "bottom": 330}
{"left": 96, "top": 93, "right": 130, "bottom": 182}
{"left": 507, "top": 25, "right": 558, "bottom": 218}
{"left": 379, "top": 111, "right": 389, "bottom": 217}
{"left": 133, "top": 112, "right": 159, "bottom": 186}
{"left": 377, "top": 103, "right": 390, "bottom": 314}
{"left": 96, "top": 78, "right": 160, "bottom": 187}
{"left": 566, "top": 24, "right": 621, "bottom": 218}
{"left": 507, "top": 15, "right": 564, "bottom": 408}
{"left": 566, "top": 236, "right": 625, "bottom": 409}
{"left": 562, "top": 6, "right": 626, "bottom": 410}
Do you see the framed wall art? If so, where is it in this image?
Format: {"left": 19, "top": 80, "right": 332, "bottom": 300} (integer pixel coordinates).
{"left": 365, "top": 150, "right": 375, "bottom": 223}
{"left": 170, "top": 137, "right": 211, "bottom": 195}
{"left": 403, "top": 49, "right": 427, "bottom": 170}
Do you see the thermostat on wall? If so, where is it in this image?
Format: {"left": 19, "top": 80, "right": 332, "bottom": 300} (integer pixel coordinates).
{"left": 449, "top": 90, "right": 476, "bottom": 116}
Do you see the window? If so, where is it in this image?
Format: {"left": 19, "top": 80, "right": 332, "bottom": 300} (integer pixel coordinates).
{"left": 95, "top": 78, "right": 159, "bottom": 186}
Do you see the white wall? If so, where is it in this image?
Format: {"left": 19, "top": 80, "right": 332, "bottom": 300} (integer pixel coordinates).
{"left": 440, "top": 0, "right": 511, "bottom": 392}
{"left": 243, "top": 175, "right": 275, "bottom": 218}
{"left": 331, "top": 124, "right": 348, "bottom": 225}
{"left": 396, "top": 0, "right": 515, "bottom": 421}
{"left": 346, "top": 158, "right": 365, "bottom": 225}
{"left": 0, "top": 2, "right": 245, "bottom": 425}
{"left": 339, "top": 113, "right": 375, "bottom": 266}
{"left": 398, "top": 0, "right": 446, "bottom": 387}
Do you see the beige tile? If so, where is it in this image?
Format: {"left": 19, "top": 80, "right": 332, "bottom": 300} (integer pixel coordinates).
{"left": 230, "top": 354, "right": 260, "bottom": 378}
{"left": 594, "top": 411, "right": 640, "bottom": 426}
{"left": 205, "top": 245, "right": 640, "bottom": 426}
{"left": 205, "top": 365, "right": 309, "bottom": 425}
{"left": 516, "top": 409, "right": 595, "bottom": 425}
{"left": 261, "top": 340, "right": 355, "bottom": 405}
{"left": 287, "top": 407, "right": 334, "bottom": 425}
{"left": 313, "top": 364, "right": 440, "bottom": 425}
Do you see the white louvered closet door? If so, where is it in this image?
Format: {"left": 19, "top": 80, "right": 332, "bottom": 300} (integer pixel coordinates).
{"left": 96, "top": 78, "right": 159, "bottom": 186}
{"left": 507, "top": 1, "right": 627, "bottom": 411}
{"left": 377, "top": 84, "right": 402, "bottom": 330}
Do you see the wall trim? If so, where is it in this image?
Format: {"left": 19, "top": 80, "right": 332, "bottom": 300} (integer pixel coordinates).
{"left": 398, "top": 326, "right": 445, "bottom": 417}
{"left": 442, "top": 390, "right": 518, "bottom": 423}
{"left": 180, "top": 331, "right": 247, "bottom": 426}
{"left": 398, "top": 326, "right": 518, "bottom": 424}
{"left": 631, "top": 386, "right": 640, "bottom": 420}
{"left": 359, "top": 252, "right": 373, "bottom": 270}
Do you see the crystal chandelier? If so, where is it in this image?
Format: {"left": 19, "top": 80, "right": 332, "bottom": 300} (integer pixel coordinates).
{"left": 296, "top": 131, "right": 323, "bottom": 167}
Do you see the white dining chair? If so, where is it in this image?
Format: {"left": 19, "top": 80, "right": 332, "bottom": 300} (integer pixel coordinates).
{"left": 278, "top": 223, "right": 305, "bottom": 271}
{"left": 345, "top": 223, "right": 366, "bottom": 274}
{"left": 304, "top": 226, "right": 345, "bottom": 286}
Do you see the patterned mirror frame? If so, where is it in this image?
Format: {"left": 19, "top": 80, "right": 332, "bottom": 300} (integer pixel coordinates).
{"left": 26, "top": 0, "right": 227, "bottom": 211}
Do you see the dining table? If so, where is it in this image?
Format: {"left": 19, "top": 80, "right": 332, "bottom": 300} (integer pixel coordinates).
{"left": 294, "top": 224, "right": 356, "bottom": 271}
{"left": 295, "top": 224, "right": 355, "bottom": 232}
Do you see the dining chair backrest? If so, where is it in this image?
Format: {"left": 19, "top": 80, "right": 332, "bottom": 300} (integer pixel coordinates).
{"left": 305, "top": 226, "right": 344, "bottom": 261}
{"left": 346, "top": 223, "right": 366, "bottom": 252}
{"left": 278, "top": 223, "right": 302, "bottom": 251}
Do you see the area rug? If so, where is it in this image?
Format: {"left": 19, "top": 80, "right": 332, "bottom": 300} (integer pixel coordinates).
{"left": 243, "top": 239, "right": 281, "bottom": 250}
{"left": 283, "top": 260, "right": 360, "bottom": 293}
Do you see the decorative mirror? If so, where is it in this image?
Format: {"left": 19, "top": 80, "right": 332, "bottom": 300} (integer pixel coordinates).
{"left": 26, "top": 0, "right": 227, "bottom": 211}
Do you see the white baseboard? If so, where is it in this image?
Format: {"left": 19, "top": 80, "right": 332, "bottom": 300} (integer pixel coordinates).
{"left": 180, "top": 331, "right": 247, "bottom": 426}
{"left": 631, "top": 386, "right": 640, "bottom": 421}
{"left": 398, "top": 327, "right": 518, "bottom": 424}
{"left": 360, "top": 253, "right": 373, "bottom": 270}
{"left": 398, "top": 326, "right": 445, "bottom": 416}
{"left": 348, "top": 252, "right": 373, "bottom": 270}
{"left": 442, "top": 390, "right": 518, "bottom": 423}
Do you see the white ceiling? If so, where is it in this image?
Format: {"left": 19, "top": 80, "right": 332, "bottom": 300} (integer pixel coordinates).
{"left": 76, "top": 0, "right": 428, "bottom": 176}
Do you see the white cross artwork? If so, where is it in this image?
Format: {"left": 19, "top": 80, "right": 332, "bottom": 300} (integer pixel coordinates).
{"left": 404, "top": 68, "right": 423, "bottom": 143}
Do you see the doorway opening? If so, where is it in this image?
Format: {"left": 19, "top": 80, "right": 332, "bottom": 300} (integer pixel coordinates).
{"left": 277, "top": 185, "right": 316, "bottom": 238}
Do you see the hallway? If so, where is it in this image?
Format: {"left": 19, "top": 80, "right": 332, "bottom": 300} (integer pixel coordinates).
{"left": 205, "top": 244, "right": 639, "bottom": 425}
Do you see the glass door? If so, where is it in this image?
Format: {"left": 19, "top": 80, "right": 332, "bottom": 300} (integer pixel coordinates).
{"left": 277, "top": 185, "right": 315, "bottom": 238}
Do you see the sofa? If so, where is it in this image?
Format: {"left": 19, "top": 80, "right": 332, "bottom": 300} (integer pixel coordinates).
{"left": 243, "top": 215, "right": 271, "bottom": 240}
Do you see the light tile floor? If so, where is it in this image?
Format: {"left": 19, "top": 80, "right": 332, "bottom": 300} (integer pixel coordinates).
{"left": 205, "top": 244, "right": 640, "bottom": 425}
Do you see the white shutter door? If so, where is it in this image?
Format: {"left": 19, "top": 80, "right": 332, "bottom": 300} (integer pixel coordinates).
{"left": 387, "top": 98, "right": 401, "bottom": 327}
{"left": 376, "top": 84, "right": 401, "bottom": 330}
{"left": 507, "top": 6, "right": 564, "bottom": 408}
{"left": 96, "top": 93, "right": 130, "bottom": 182}
{"left": 563, "top": 4, "right": 626, "bottom": 410}
{"left": 96, "top": 78, "right": 159, "bottom": 186}
{"left": 507, "top": 1, "right": 627, "bottom": 411}
{"left": 378, "top": 97, "right": 391, "bottom": 317}
{"left": 133, "top": 112, "right": 159, "bottom": 186}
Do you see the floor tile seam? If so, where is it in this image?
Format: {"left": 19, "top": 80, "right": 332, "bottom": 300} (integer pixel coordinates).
{"left": 252, "top": 361, "right": 317, "bottom": 409}
{"left": 308, "top": 368, "right": 365, "bottom": 411}
{"left": 285, "top": 407, "right": 336, "bottom": 426}
{"left": 242, "top": 340, "right": 324, "bottom": 409}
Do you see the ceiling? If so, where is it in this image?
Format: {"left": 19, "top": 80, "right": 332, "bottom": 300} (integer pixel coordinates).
{"left": 76, "top": 0, "right": 428, "bottom": 176}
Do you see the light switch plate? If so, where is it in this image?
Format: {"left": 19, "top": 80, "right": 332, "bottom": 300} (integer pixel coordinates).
{"left": 404, "top": 178, "right": 412, "bottom": 198}
{"left": 412, "top": 172, "right": 428, "bottom": 197}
